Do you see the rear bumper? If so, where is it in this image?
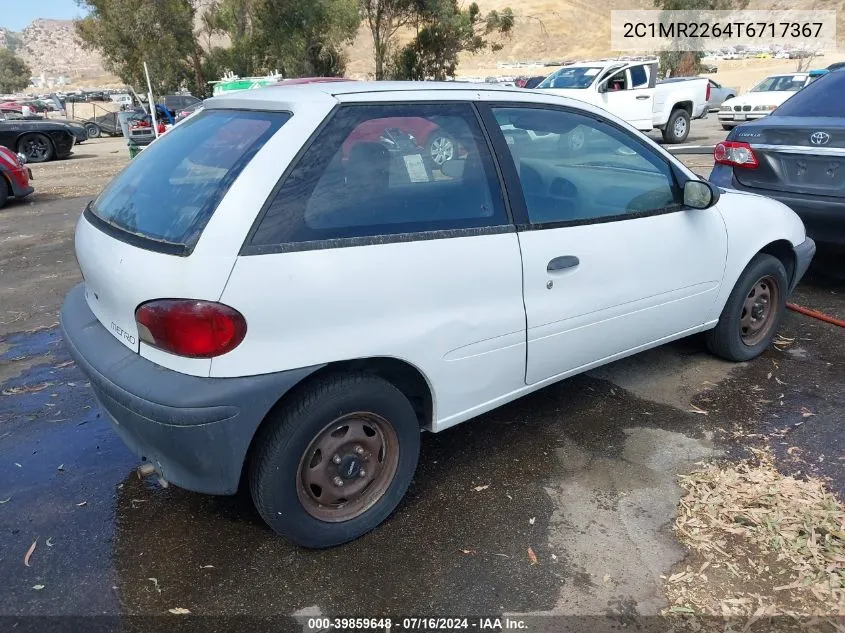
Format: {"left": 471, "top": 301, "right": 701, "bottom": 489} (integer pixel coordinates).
{"left": 60, "top": 283, "right": 322, "bottom": 494}
{"left": 710, "top": 165, "right": 845, "bottom": 247}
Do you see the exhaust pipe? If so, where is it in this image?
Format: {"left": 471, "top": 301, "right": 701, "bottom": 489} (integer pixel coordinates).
{"left": 137, "top": 462, "right": 169, "bottom": 488}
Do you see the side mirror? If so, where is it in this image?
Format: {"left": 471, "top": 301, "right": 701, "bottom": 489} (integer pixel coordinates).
{"left": 683, "top": 179, "right": 720, "bottom": 209}
{"left": 597, "top": 80, "right": 608, "bottom": 94}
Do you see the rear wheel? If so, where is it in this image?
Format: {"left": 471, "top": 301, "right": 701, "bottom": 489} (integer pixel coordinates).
{"left": 661, "top": 108, "right": 690, "bottom": 144}
{"left": 84, "top": 122, "right": 101, "bottom": 139}
{"left": 249, "top": 372, "right": 421, "bottom": 548}
{"left": 721, "top": 124, "right": 734, "bottom": 131}
{"left": 0, "top": 177, "right": 8, "bottom": 209}
{"left": 17, "top": 133, "right": 54, "bottom": 163}
{"left": 706, "top": 254, "right": 788, "bottom": 362}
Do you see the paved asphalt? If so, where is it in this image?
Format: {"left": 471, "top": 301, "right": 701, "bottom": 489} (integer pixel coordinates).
{"left": 0, "top": 119, "right": 842, "bottom": 627}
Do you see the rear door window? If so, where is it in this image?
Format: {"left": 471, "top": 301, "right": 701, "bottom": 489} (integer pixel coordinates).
{"left": 88, "top": 109, "right": 288, "bottom": 252}
{"left": 629, "top": 65, "right": 648, "bottom": 88}
{"left": 249, "top": 102, "right": 508, "bottom": 248}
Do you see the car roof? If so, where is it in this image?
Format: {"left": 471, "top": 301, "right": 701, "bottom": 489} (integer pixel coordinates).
{"left": 204, "top": 80, "right": 560, "bottom": 110}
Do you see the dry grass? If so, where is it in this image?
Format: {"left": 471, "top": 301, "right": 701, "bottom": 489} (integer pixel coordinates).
{"left": 665, "top": 448, "right": 844, "bottom": 622}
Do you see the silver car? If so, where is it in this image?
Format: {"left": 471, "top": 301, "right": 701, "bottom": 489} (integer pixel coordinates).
{"left": 707, "top": 79, "right": 737, "bottom": 111}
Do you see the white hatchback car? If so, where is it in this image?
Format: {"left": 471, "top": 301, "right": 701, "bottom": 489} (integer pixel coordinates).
{"left": 61, "top": 82, "right": 815, "bottom": 548}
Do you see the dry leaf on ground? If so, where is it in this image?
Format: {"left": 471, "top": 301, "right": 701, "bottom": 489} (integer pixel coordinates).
{"left": 24, "top": 540, "right": 37, "bottom": 567}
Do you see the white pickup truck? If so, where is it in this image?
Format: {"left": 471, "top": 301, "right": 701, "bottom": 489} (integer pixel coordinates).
{"left": 537, "top": 60, "right": 710, "bottom": 143}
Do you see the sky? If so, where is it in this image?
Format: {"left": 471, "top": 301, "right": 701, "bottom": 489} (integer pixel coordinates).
{"left": 1, "top": 0, "right": 85, "bottom": 32}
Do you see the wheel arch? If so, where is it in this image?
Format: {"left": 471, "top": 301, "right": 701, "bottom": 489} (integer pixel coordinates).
{"left": 759, "top": 239, "right": 796, "bottom": 286}
{"left": 671, "top": 100, "right": 693, "bottom": 115}
{"left": 240, "top": 356, "right": 434, "bottom": 491}
{"left": 1, "top": 172, "right": 11, "bottom": 198}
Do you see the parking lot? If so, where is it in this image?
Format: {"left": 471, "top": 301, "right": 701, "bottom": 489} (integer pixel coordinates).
{"left": 0, "top": 115, "right": 843, "bottom": 624}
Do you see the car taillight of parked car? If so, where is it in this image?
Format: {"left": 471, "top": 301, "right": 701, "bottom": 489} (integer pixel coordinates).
{"left": 714, "top": 141, "right": 759, "bottom": 169}
{"left": 706, "top": 83, "right": 711, "bottom": 102}
{"left": 135, "top": 299, "right": 247, "bottom": 358}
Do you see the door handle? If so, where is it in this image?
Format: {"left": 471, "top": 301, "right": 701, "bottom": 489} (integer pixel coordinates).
{"left": 547, "top": 255, "right": 580, "bottom": 272}
{"left": 636, "top": 95, "right": 650, "bottom": 100}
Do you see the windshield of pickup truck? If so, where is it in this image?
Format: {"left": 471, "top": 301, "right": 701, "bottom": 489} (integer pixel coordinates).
{"left": 750, "top": 75, "right": 807, "bottom": 92}
{"left": 538, "top": 67, "right": 604, "bottom": 89}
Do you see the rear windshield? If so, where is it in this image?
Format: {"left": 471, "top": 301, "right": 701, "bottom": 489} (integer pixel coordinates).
{"left": 773, "top": 70, "right": 845, "bottom": 117}
{"left": 89, "top": 109, "right": 289, "bottom": 249}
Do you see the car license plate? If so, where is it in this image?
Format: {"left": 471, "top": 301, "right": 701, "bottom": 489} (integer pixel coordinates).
{"left": 733, "top": 114, "right": 746, "bottom": 121}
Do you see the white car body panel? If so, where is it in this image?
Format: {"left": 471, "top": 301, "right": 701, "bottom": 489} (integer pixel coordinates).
{"left": 215, "top": 234, "right": 528, "bottom": 426}
{"left": 708, "top": 190, "right": 806, "bottom": 316}
{"left": 519, "top": 208, "right": 727, "bottom": 385}
{"left": 73, "top": 81, "right": 808, "bottom": 433}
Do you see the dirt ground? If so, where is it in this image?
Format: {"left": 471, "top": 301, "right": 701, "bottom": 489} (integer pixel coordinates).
{"left": 26, "top": 137, "right": 129, "bottom": 199}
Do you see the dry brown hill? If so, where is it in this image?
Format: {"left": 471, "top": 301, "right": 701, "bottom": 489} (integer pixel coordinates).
{"left": 344, "top": 0, "right": 845, "bottom": 78}
{"left": 1, "top": 19, "right": 115, "bottom": 85}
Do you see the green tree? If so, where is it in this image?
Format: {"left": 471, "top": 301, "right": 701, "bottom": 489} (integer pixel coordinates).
{"left": 202, "top": 0, "right": 359, "bottom": 78}
{"left": 652, "top": 0, "right": 748, "bottom": 77}
{"left": 75, "top": 0, "right": 205, "bottom": 95}
{"left": 390, "top": 0, "right": 513, "bottom": 80}
{"left": 360, "top": 0, "right": 414, "bottom": 80}
{"left": 0, "top": 49, "right": 31, "bottom": 94}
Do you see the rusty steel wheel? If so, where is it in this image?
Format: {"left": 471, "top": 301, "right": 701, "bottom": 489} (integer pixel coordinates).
{"left": 250, "top": 372, "right": 421, "bottom": 547}
{"left": 297, "top": 412, "right": 400, "bottom": 522}
{"left": 740, "top": 275, "right": 780, "bottom": 346}
{"left": 706, "top": 254, "right": 788, "bottom": 363}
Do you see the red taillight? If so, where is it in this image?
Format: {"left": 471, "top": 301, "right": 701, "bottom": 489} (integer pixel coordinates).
{"left": 714, "top": 141, "right": 759, "bottom": 169}
{"left": 135, "top": 300, "right": 246, "bottom": 358}
{"left": 706, "top": 82, "right": 711, "bottom": 102}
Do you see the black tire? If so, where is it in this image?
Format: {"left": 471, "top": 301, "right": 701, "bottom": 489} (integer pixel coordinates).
{"left": 84, "top": 122, "right": 101, "bottom": 139}
{"left": 0, "top": 177, "right": 8, "bottom": 209}
{"left": 706, "top": 254, "right": 788, "bottom": 362}
{"left": 249, "top": 372, "right": 421, "bottom": 548}
{"left": 661, "top": 108, "right": 691, "bottom": 144}
{"left": 17, "top": 133, "right": 54, "bottom": 163}
{"left": 721, "top": 124, "right": 734, "bottom": 131}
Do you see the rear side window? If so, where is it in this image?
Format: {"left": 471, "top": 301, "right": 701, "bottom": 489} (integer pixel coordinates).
{"left": 773, "top": 71, "right": 845, "bottom": 117}
{"left": 629, "top": 65, "right": 648, "bottom": 88}
{"left": 89, "top": 110, "right": 288, "bottom": 249}
{"left": 249, "top": 102, "right": 507, "bottom": 247}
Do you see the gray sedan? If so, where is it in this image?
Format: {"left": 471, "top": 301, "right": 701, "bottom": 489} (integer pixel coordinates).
{"left": 707, "top": 79, "right": 737, "bottom": 111}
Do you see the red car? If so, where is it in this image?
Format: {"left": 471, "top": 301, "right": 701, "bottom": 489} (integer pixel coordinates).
{"left": 0, "top": 147, "right": 35, "bottom": 209}
{"left": 0, "top": 145, "right": 34, "bottom": 209}
{"left": 272, "top": 78, "right": 460, "bottom": 166}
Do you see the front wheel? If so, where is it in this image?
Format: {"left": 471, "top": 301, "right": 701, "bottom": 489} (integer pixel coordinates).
{"left": 661, "top": 108, "right": 691, "bottom": 144}
{"left": 249, "top": 373, "right": 421, "bottom": 548}
{"left": 17, "top": 133, "right": 54, "bottom": 163}
{"left": 706, "top": 254, "right": 788, "bottom": 362}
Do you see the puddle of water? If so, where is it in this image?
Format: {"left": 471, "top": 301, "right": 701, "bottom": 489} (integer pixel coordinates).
{"left": 0, "top": 328, "right": 135, "bottom": 615}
